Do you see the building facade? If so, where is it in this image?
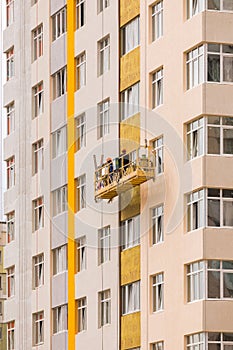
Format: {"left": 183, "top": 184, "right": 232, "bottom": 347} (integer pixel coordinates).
{"left": 2, "top": 0, "right": 233, "bottom": 349}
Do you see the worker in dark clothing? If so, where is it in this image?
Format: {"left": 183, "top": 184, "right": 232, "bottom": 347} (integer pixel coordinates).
{"left": 120, "top": 149, "right": 130, "bottom": 175}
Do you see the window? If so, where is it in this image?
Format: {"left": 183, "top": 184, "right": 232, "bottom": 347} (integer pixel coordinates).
{"left": 53, "top": 66, "right": 67, "bottom": 99}
{"left": 7, "top": 266, "right": 15, "bottom": 298}
{"left": 76, "top": 0, "right": 85, "bottom": 29}
{"left": 33, "top": 254, "right": 44, "bottom": 288}
{"left": 187, "top": 0, "right": 205, "bottom": 18}
{"left": 151, "top": 1, "right": 163, "bottom": 41}
{"left": 187, "top": 189, "right": 205, "bottom": 231}
{"left": 32, "top": 24, "right": 43, "bottom": 61}
{"left": 208, "top": 260, "right": 233, "bottom": 299}
{"left": 208, "top": 0, "right": 233, "bottom": 11}
{"left": 152, "top": 273, "right": 164, "bottom": 312}
{"left": 6, "top": 0, "right": 14, "bottom": 26}
{"left": 53, "top": 245, "right": 67, "bottom": 275}
{"left": 187, "top": 118, "right": 204, "bottom": 159}
{"left": 33, "top": 197, "right": 44, "bottom": 231}
{"left": 6, "top": 47, "right": 14, "bottom": 81}
{"left": 121, "top": 215, "right": 140, "bottom": 250}
{"left": 98, "top": 226, "right": 110, "bottom": 264}
{"left": 122, "top": 281, "right": 140, "bottom": 315}
{"left": 32, "top": 139, "right": 44, "bottom": 174}
{"left": 186, "top": 46, "right": 204, "bottom": 89}
{"left": 152, "top": 342, "right": 164, "bottom": 350}
{"left": 6, "top": 156, "right": 15, "bottom": 189}
{"left": 152, "top": 68, "right": 163, "bottom": 108}
{"left": 152, "top": 205, "right": 164, "bottom": 245}
{"left": 33, "top": 311, "right": 44, "bottom": 345}
{"left": 152, "top": 137, "right": 164, "bottom": 175}
{"left": 53, "top": 304, "right": 68, "bottom": 334}
{"left": 7, "top": 321, "right": 15, "bottom": 350}
{"left": 98, "top": 99, "right": 110, "bottom": 138}
{"left": 98, "top": 36, "right": 110, "bottom": 75}
{"left": 76, "top": 114, "right": 86, "bottom": 151}
{"left": 6, "top": 102, "right": 15, "bottom": 135}
{"left": 187, "top": 332, "right": 233, "bottom": 349}
{"left": 121, "top": 82, "right": 139, "bottom": 120}
{"left": 52, "top": 125, "right": 67, "bottom": 158}
{"left": 99, "top": 289, "right": 111, "bottom": 327}
{"left": 187, "top": 261, "right": 205, "bottom": 302}
{"left": 32, "top": 82, "right": 44, "bottom": 118}
{"left": 187, "top": 333, "right": 205, "bottom": 350}
{"left": 52, "top": 7, "right": 67, "bottom": 41}
{"left": 77, "top": 297, "right": 87, "bottom": 332}
{"left": 208, "top": 188, "right": 233, "bottom": 227}
{"left": 121, "top": 17, "right": 140, "bottom": 56}
{"left": 76, "top": 174, "right": 86, "bottom": 211}
{"left": 76, "top": 236, "right": 86, "bottom": 272}
{"left": 208, "top": 43, "right": 233, "bottom": 83}
{"left": 98, "top": 0, "right": 110, "bottom": 13}
{"left": 52, "top": 185, "right": 68, "bottom": 216}
{"left": 6, "top": 211, "right": 15, "bottom": 243}
{"left": 76, "top": 52, "right": 86, "bottom": 90}
{"left": 207, "top": 116, "right": 233, "bottom": 155}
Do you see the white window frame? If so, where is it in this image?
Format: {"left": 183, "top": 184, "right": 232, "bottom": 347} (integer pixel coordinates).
{"left": 53, "top": 245, "right": 67, "bottom": 275}
{"left": 33, "top": 254, "right": 44, "bottom": 289}
{"left": 151, "top": 1, "right": 163, "bottom": 41}
{"left": 187, "top": 0, "right": 205, "bottom": 19}
{"left": 98, "top": 36, "right": 110, "bottom": 76}
{"left": 33, "top": 82, "right": 44, "bottom": 118}
{"left": 76, "top": 174, "right": 86, "bottom": 211}
{"left": 7, "top": 266, "right": 15, "bottom": 298}
{"left": 151, "top": 205, "right": 164, "bottom": 245}
{"left": 52, "top": 125, "right": 67, "bottom": 158}
{"left": 98, "top": 99, "right": 110, "bottom": 138}
{"left": 187, "top": 117, "right": 205, "bottom": 159}
{"left": 76, "top": 0, "right": 85, "bottom": 29}
{"left": 77, "top": 297, "right": 87, "bottom": 332}
{"left": 121, "top": 82, "right": 140, "bottom": 121}
{"left": 52, "top": 6, "right": 67, "bottom": 41}
{"left": 99, "top": 289, "right": 111, "bottom": 327}
{"left": 187, "top": 261, "right": 205, "bottom": 302}
{"left": 98, "top": 0, "right": 110, "bottom": 13}
{"left": 186, "top": 45, "right": 204, "bottom": 89}
{"left": 207, "top": 188, "right": 233, "bottom": 227}
{"left": 76, "top": 236, "right": 87, "bottom": 272}
{"left": 207, "top": 115, "right": 233, "bottom": 155}
{"left": 6, "top": 47, "right": 14, "bottom": 81}
{"left": 152, "top": 342, "right": 164, "bottom": 350}
{"left": 76, "top": 114, "right": 86, "bottom": 151}
{"left": 53, "top": 66, "right": 67, "bottom": 100}
{"left": 207, "top": 0, "right": 233, "bottom": 11}
{"left": 76, "top": 52, "right": 86, "bottom": 90}
{"left": 187, "top": 189, "right": 205, "bottom": 231}
{"left": 32, "top": 139, "right": 44, "bottom": 175}
{"left": 6, "top": 156, "right": 15, "bottom": 189}
{"left": 33, "top": 311, "right": 44, "bottom": 346}
{"left": 152, "top": 68, "right": 163, "bottom": 108}
{"left": 121, "top": 215, "right": 140, "bottom": 250}
{"left": 6, "top": 211, "right": 15, "bottom": 243}
{"left": 186, "top": 332, "right": 205, "bottom": 350}
{"left": 6, "top": 102, "right": 15, "bottom": 135}
{"left": 33, "top": 197, "right": 44, "bottom": 231}
{"left": 122, "top": 281, "right": 140, "bottom": 315}
{"left": 152, "top": 273, "right": 164, "bottom": 312}
{"left": 53, "top": 185, "right": 68, "bottom": 216}
{"left": 6, "top": 0, "right": 14, "bottom": 27}
{"left": 98, "top": 226, "right": 110, "bottom": 264}
{"left": 32, "top": 24, "right": 43, "bottom": 61}
{"left": 152, "top": 136, "right": 164, "bottom": 175}
{"left": 121, "top": 16, "right": 140, "bottom": 56}
{"left": 7, "top": 321, "right": 15, "bottom": 350}
{"left": 53, "top": 304, "right": 68, "bottom": 334}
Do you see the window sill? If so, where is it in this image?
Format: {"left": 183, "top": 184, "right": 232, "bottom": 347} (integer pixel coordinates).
{"left": 122, "top": 309, "right": 140, "bottom": 316}
{"left": 152, "top": 309, "right": 164, "bottom": 314}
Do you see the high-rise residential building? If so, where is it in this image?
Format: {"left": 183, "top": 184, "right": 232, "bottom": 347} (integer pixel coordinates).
{"left": 2, "top": 0, "right": 233, "bottom": 349}
{"left": 0, "top": 222, "right": 7, "bottom": 350}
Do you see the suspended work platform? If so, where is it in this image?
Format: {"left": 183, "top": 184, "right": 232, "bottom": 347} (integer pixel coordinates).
{"left": 94, "top": 147, "right": 155, "bottom": 200}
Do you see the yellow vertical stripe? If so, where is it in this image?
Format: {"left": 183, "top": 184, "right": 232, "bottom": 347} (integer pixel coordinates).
{"left": 67, "top": 1, "right": 76, "bottom": 349}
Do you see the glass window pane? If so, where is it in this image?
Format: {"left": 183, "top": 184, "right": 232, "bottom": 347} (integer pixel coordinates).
{"left": 223, "top": 56, "right": 233, "bottom": 82}
{"left": 208, "top": 126, "right": 220, "bottom": 154}
{"left": 223, "top": 117, "right": 233, "bottom": 126}
{"left": 208, "top": 271, "right": 220, "bottom": 298}
{"left": 223, "top": 0, "right": 233, "bottom": 10}
{"left": 208, "top": 0, "right": 220, "bottom": 10}
{"left": 208, "top": 54, "right": 220, "bottom": 82}
{"left": 223, "top": 201, "right": 233, "bottom": 226}
{"left": 208, "top": 199, "right": 220, "bottom": 226}
{"left": 223, "top": 272, "right": 233, "bottom": 298}
{"left": 208, "top": 116, "right": 220, "bottom": 125}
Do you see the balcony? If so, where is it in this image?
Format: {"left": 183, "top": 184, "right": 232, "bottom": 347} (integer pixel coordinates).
{"left": 94, "top": 147, "right": 155, "bottom": 200}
